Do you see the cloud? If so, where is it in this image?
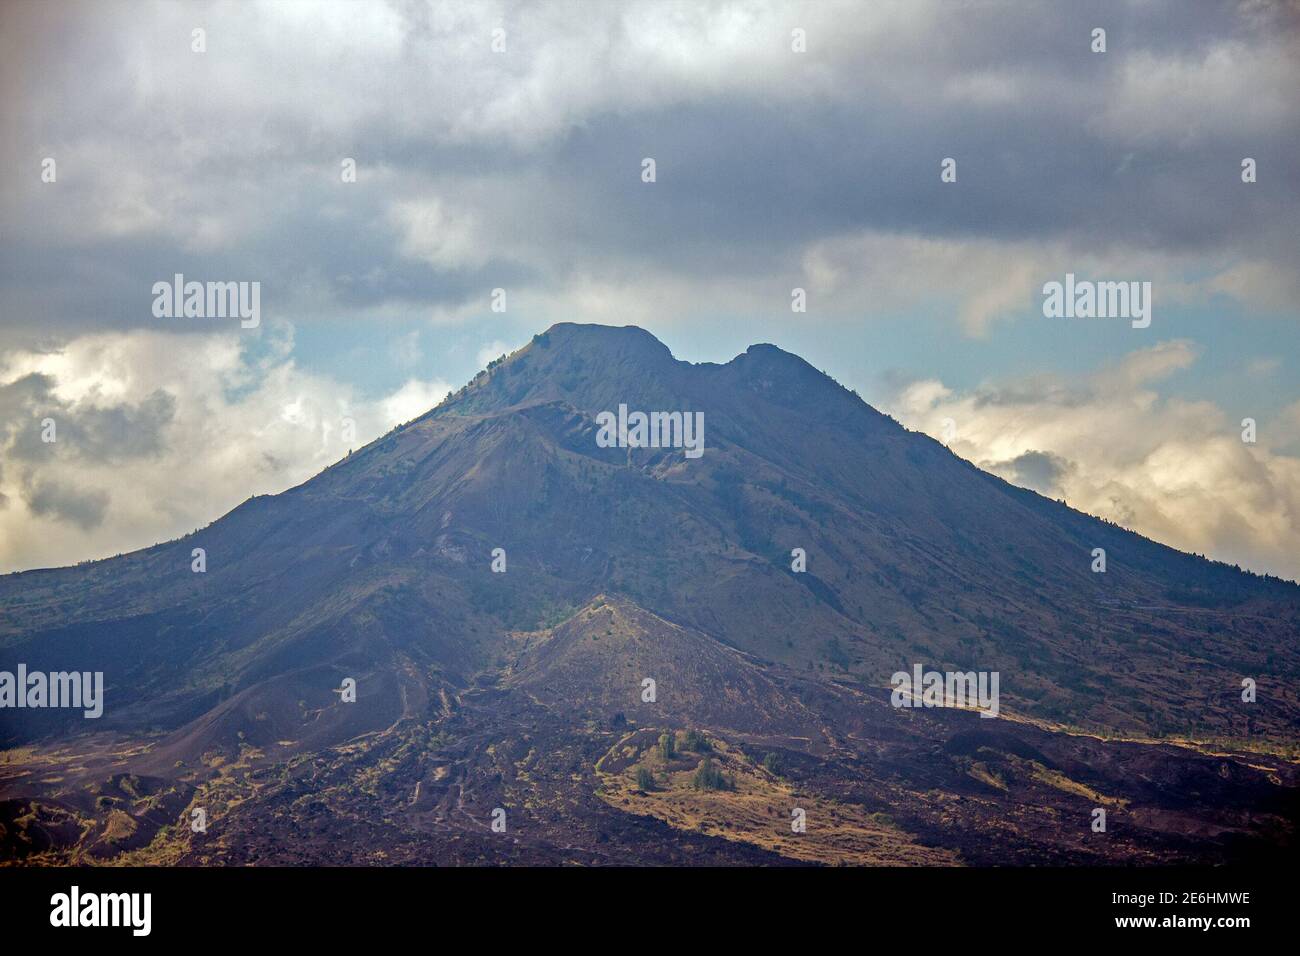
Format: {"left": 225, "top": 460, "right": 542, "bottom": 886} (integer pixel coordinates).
{"left": 988, "top": 450, "right": 1072, "bottom": 497}
{"left": 390, "top": 197, "right": 491, "bottom": 271}
{"left": 21, "top": 477, "right": 109, "bottom": 531}
{"left": 1247, "top": 356, "right": 1281, "bottom": 377}
{"left": 3, "top": 386, "right": 176, "bottom": 465}
{"left": 885, "top": 341, "right": 1300, "bottom": 581}
{"left": 1093, "top": 41, "right": 1298, "bottom": 148}
{"left": 381, "top": 377, "right": 456, "bottom": 426}
{"left": 1, "top": 0, "right": 1295, "bottom": 346}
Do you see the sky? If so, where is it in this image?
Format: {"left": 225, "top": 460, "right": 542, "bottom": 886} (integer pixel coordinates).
{"left": 0, "top": 0, "right": 1297, "bottom": 580}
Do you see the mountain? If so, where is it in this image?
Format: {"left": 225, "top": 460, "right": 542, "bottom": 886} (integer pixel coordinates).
{"left": 2, "top": 322, "right": 1298, "bottom": 866}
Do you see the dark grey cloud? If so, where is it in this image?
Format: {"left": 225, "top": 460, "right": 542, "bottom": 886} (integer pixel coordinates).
{"left": 0, "top": 373, "right": 58, "bottom": 450}
{"left": 21, "top": 476, "right": 109, "bottom": 530}
{"left": 993, "top": 449, "right": 1073, "bottom": 496}
{"left": 971, "top": 379, "right": 1096, "bottom": 410}
{"left": 2, "top": 372, "right": 175, "bottom": 464}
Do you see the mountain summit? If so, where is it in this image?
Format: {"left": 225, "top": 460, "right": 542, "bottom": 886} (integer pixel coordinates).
{"left": 2, "top": 323, "right": 1297, "bottom": 865}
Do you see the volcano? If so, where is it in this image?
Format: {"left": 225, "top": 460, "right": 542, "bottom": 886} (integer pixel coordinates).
{"left": 2, "top": 323, "right": 1298, "bottom": 865}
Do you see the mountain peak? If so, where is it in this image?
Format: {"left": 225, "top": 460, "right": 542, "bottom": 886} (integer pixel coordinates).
{"left": 736, "top": 341, "right": 821, "bottom": 376}
{"left": 536, "top": 323, "right": 675, "bottom": 363}
{"left": 439, "top": 322, "right": 685, "bottom": 419}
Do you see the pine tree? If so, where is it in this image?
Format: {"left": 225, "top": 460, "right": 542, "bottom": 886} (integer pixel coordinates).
{"left": 659, "top": 732, "right": 675, "bottom": 760}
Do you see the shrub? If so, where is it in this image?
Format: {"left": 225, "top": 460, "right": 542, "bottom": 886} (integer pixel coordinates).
{"left": 680, "top": 729, "right": 710, "bottom": 753}
{"left": 658, "top": 732, "right": 675, "bottom": 760}
{"left": 691, "top": 757, "right": 731, "bottom": 791}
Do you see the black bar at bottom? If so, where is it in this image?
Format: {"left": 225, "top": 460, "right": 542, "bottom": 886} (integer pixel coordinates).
{"left": 0, "top": 865, "right": 1281, "bottom": 942}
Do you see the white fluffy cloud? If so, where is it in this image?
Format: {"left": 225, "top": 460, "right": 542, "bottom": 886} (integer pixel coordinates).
{"left": 886, "top": 340, "right": 1300, "bottom": 581}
